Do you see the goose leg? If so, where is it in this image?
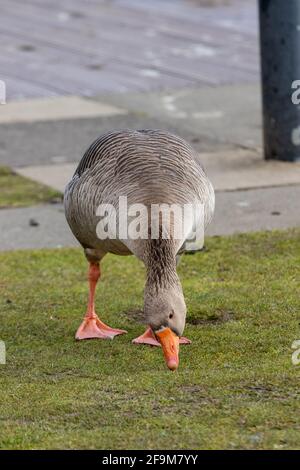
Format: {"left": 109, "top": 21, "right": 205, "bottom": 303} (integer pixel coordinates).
{"left": 75, "top": 262, "right": 127, "bottom": 340}
{"left": 132, "top": 327, "right": 191, "bottom": 346}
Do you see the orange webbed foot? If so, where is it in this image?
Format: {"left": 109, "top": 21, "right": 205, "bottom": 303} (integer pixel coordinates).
{"left": 132, "top": 327, "right": 160, "bottom": 346}
{"left": 132, "top": 327, "right": 191, "bottom": 346}
{"left": 76, "top": 315, "right": 127, "bottom": 340}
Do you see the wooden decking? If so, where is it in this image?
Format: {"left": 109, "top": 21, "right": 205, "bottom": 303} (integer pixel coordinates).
{"left": 0, "top": 0, "right": 259, "bottom": 100}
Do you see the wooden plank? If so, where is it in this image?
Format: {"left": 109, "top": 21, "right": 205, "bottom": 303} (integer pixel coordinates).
{"left": 0, "top": 0, "right": 259, "bottom": 99}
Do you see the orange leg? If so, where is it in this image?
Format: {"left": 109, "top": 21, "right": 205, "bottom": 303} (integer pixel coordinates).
{"left": 132, "top": 327, "right": 191, "bottom": 346}
{"left": 75, "top": 262, "right": 127, "bottom": 340}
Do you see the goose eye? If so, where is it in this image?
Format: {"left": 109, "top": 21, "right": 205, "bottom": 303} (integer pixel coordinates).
{"left": 169, "top": 312, "right": 174, "bottom": 319}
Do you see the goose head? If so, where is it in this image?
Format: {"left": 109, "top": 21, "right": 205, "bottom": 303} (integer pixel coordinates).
{"left": 144, "top": 282, "right": 187, "bottom": 371}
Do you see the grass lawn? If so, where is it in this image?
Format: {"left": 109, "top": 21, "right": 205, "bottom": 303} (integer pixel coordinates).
{"left": 0, "top": 166, "right": 62, "bottom": 208}
{"left": 0, "top": 229, "right": 299, "bottom": 449}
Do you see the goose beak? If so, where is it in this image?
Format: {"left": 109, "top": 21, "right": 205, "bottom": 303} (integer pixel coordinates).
{"left": 155, "top": 327, "right": 179, "bottom": 371}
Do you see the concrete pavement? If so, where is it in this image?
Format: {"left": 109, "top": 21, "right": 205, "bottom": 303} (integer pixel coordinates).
{"left": 6, "top": 88, "right": 300, "bottom": 194}
{"left": 0, "top": 96, "right": 127, "bottom": 124}
{"left": 1, "top": 85, "right": 299, "bottom": 193}
{"left": 0, "top": 0, "right": 299, "bottom": 251}
{"left": 0, "top": 83, "right": 262, "bottom": 169}
{"left": 1, "top": 185, "right": 299, "bottom": 251}
{"left": 0, "top": 85, "right": 300, "bottom": 251}
{"left": 15, "top": 148, "right": 300, "bottom": 193}
{"left": 97, "top": 84, "right": 263, "bottom": 151}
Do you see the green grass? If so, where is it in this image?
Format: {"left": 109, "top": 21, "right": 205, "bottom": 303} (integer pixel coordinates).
{"left": 0, "top": 229, "right": 299, "bottom": 449}
{"left": 0, "top": 166, "right": 62, "bottom": 207}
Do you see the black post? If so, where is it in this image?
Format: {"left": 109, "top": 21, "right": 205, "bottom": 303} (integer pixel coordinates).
{"left": 259, "top": 0, "right": 300, "bottom": 162}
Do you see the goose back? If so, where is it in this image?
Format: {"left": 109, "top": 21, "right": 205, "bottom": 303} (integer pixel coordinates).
{"left": 64, "top": 129, "right": 214, "bottom": 261}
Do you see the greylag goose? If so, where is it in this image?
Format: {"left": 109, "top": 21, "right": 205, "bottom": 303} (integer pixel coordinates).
{"left": 64, "top": 129, "right": 214, "bottom": 370}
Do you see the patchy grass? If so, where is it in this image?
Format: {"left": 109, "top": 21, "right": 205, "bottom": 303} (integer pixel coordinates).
{"left": 0, "top": 229, "right": 299, "bottom": 449}
{"left": 0, "top": 166, "right": 62, "bottom": 208}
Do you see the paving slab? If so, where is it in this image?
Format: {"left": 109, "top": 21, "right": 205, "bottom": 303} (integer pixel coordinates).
{"left": 1, "top": 185, "right": 299, "bottom": 251}
{"left": 0, "top": 84, "right": 263, "bottom": 169}
{"left": 0, "top": 96, "right": 127, "bottom": 124}
{"left": 202, "top": 149, "right": 300, "bottom": 191}
{"left": 16, "top": 163, "right": 77, "bottom": 193}
{"left": 97, "top": 83, "right": 262, "bottom": 150}
{"left": 15, "top": 148, "right": 300, "bottom": 194}
{"left": 207, "top": 185, "right": 300, "bottom": 236}
{"left": 0, "top": 111, "right": 225, "bottom": 168}
{"left": 0, "top": 203, "right": 77, "bottom": 251}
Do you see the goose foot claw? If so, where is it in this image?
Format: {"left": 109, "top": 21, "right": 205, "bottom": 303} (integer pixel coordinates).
{"left": 75, "top": 315, "right": 127, "bottom": 340}
{"left": 132, "top": 327, "right": 191, "bottom": 346}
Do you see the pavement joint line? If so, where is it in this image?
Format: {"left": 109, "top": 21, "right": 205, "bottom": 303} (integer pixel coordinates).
{"left": 215, "top": 182, "right": 300, "bottom": 193}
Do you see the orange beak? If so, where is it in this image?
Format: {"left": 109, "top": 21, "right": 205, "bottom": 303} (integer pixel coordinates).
{"left": 155, "top": 327, "right": 180, "bottom": 371}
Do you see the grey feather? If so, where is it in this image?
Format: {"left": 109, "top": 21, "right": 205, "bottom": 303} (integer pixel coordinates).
{"left": 64, "top": 129, "right": 215, "bottom": 332}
